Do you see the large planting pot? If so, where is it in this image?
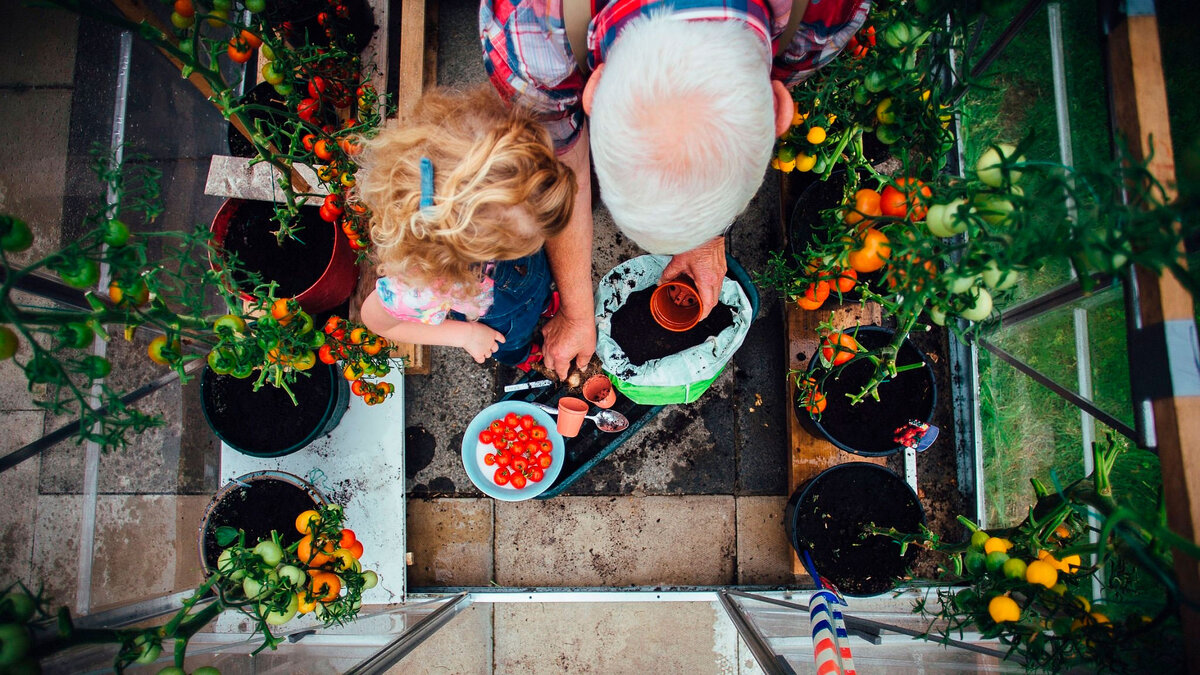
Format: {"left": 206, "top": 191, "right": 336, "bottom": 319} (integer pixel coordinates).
{"left": 210, "top": 198, "right": 358, "bottom": 315}
{"left": 797, "top": 326, "right": 936, "bottom": 457}
{"left": 786, "top": 462, "right": 925, "bottom": 596}
{"left": 197, "top": 470, "right": 326, "bottom": 574}
{"left": 200, "top": 362, "right": 350, "bottom": 458}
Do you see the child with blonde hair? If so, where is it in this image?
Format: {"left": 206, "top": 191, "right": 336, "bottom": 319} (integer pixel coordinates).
{"left": 357, "top": 86, "right": 576, "bottom": 368}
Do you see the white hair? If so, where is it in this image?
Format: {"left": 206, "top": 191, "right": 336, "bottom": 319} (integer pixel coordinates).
{"left": 589, "top": 13, "right": 775, "bottom": 254}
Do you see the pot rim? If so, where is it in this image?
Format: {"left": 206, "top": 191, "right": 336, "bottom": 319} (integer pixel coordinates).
{"left": 801, "top": 325, "right": 938, "bottom": 457}
{"left": 196, "top": 470, "right": 327, "bottom": 575}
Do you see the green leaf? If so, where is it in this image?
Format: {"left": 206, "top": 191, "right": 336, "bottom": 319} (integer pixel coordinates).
{"left": 215, "top": 526, "right": 239, "bottom": 547}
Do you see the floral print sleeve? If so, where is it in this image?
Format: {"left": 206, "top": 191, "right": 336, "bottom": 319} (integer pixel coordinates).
{"left": 376, "top": 276, "right": 496, "bottom": 325}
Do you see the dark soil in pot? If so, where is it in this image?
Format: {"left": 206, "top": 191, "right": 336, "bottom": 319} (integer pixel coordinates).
{"left": 610, "top": 286, "right": 733, "bottom": 366}
{"left": 788, "top": 463, "right": 924, "bottom": 596}
{"left": 200, "top": 476, "right": 319, "bottom": 573}
{"left": 799, "top": 327, "right": 935, "bottom": 455}
{"left": 227, "top": 82, "right": 289, "bottom": 158}
{"left": 218, "top": 200, "right": 333, "bottom": 298}
{"left": 201, "top": 364, "right": 336, "bottom": 455}
{"left": 263, "top": 0, "right": 376, "bottom": 53}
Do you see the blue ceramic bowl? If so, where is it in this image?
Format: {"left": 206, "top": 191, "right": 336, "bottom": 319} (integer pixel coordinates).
{"left": 460, "top": 401, "right": 565, "bottom": 501}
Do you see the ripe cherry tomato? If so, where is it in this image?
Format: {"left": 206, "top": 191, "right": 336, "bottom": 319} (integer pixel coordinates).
{"left": 240, "top": 29, "right": 262, "bottom": 48}
{"left": 531, "top": 427, "right": 547, "bottom": 440}
{"left": 510, "top": 473, "right": 527, "bottom": 489}
{"left": 484, "top": 453, "right": 497, "bottom": 466}
{"left": 228, "top": 38, "right": 253, "bottom": 63}
{"left": 493, "top": 468, "right": 510, "bottom": 485}
{"left": 820, "top": 332, "right": 861, "bottom": 366}
{"left": 302, "top": 134, "right": 318, "bottom": 152}
{"left": 847, "top": 228, "right": 891, "bottom": 273}
{"left": 318, "top": 344, "right": 337, "bottom": 364}
{"left": 538, "top": 440, "right": 552, "bottom": 453}
{"left": 800, "top": 378, "right": 827, "bottom": 414}
{"left": 489, "top": 420, "right": 505, "bottom": 434}
{"left": 504, "top": 412, "right": 519, "bottom": 428}
{"left": 834, "top": 268, "right": 858, "bottom": 293}
{"left": 297, "top": 98, "right": 321, "bottom": 124}
{"left": 351, "top": 380, "right": 368, "bottom": 397}
{"left": 270, "top": 297, "right": 295, "bottom": 325}
{"left": 519, "top": 414, "right": 535, "bottom": 430}
{"left": 794, "top": 280, "right": 829, "bottom": 311}
{"left": 537, "top": 454, "right": 553, "bottom": 469}
{"left": 479, "top": 430, "right": 493, "bottom": 444}
{"left": 338, "top": 529, "right": 357, "bottom": 548}
{"left": 314, "top": 138, "right": 335, "bottom": 161}
{"left": 880, "top": 178, "right": 932, "bottom": 221}
{"left": 493, "top": 439, "right": 508, "bottom": 452}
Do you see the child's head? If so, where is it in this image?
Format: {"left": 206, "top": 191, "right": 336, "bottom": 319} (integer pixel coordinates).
{"left": 356, "top": 86, "right": 576, "bottom": 294}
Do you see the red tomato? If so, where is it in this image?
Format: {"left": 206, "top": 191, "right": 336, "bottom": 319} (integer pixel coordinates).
{"left": 347, "top": 540, "right": 364, "bottom": 559}
{"left": 484, "top": 454, "right": 497, "bottom": 466}
{"left": 489, "top": 420, "right": 505, "bottom": 434}
{"left": 339, "top": 529, "right": 357, "bottom": 548}
{"left": 538, "top": 454, "right": 553, "bottom": 469}
{"left": 519, "top": 414, "right": 535, "bottom": 430}
{"left": 820, "top": 332, "right": 861, "bottom": 366}
{"left": 529, "top": 466, "right": 544, "bottom": 482}
{"left": 880, "top": 178, "right": 932, "bottom": 221}
{"left": 531, "top": 427, "right": 547, "bottom": 440}
{"left": 503, "top": 429, "right": 517, "bottom": 442}
{"left": 538, "top": 440, "right": 552, "bottom": 453}
{"left": 493, "top": 439, "right": 509, "bottom": 452}
{"left": 504, "top": 412, "right": 520, "bottom": 428}
{"left": 350, "top": 380, "right": 367, "bottom": 397}
{"left": 512, "top": 457, "right": 529, "bottom": 472}
{"left": 479, "top": 430, "right": 493, "bottom": 444}
{"left": 516, "top": 431, "right": 530, "bottom": 443}
{"left": 493, "top": 468, "right": 510, "bottom": 486}
{"left": 318, "top": 344, "right": 337, "bottom": 365}
{"left": 510, "top": 473, "right": 527, "bottom": 489}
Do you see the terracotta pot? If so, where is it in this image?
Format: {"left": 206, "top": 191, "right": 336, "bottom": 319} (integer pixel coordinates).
{"left": 556, "top": 397, "right": 588, "bottom": 438}
{"left": 582, "top": 375, "right": 616, "bottom": 409}
{"left": 210, "top": 198, "right": 359, "bottom": 315}
{"left": 649, "top": 279, "right": 702, "bottom": 332}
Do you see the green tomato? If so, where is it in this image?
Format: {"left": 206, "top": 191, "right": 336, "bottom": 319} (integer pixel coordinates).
{"left": 212, "top": 0, "right": 232, "bottom": 9}
{"left": 207, "top": 348, "right": 236, "bottom": 375}
{"left": 58, "top": 259, "right": 100, "bottom": 289}
{"left": 244, "top": 0, "right": 266, "bottom": 11}
{"left": 0, "top": 326, "right": 19, "bottom": 361}
{"left": 81, "top": 355, "right": 112, "bottom": 379}
{"left": 361, "top": 570, "right": 379, "bottom": 590}
{"left": 975, "top": 186, "right": 1023, "bottom": 225}
{"left": 274, "top": 81, "right": 295, "bottom": 96}
{"left": 260, "top": 593, "right": 299, "bottom": 626}
{"left": 969, "top": 530, "right": 991, "bottom": 550}
{"left": 212, "top": 313, "right": 247, "bottom": 335}
{"left": 169, "top": 11, "right": 194, "bottom": 29}
{"left": 924, "top": 198, "right": 969, "bottom": 237}
{"left": 0, "top": 215, "right": 33, "bottom": 253}
{"left": 875, "top": 124, "right": 901, "bottom": 145}
{"left": 231, "top": 362, "right": 255, "bottom": 379}
{"left": 217, "top": 548, "right": 247, "bottom": 582}
{"left": 0, "top": 593, "right": 34, "bottom": 624}
{"left": 1002, "top": 557, "right": 1028, "bottom": 580}
{"left": 102, "top": 218, "right": 131, "bottom": 246}
{"left": 964, "top": 550, "right": 986, "bottom": 575}
{"left": 260, "top": 43, "right": 275, "bottom": 61}
{"left": 875, "top": 98, "right": 896, "bottom": 126}
{"left": 863, "top": 70, "right": 889, "bottom": 93}
{"left": 985, "top": 550, "right": 1009, "bottom": 573}
{"left": 242, "top": 570, "right": 279, "bottom": 600}
{"left": 883, "top": 22, "right": 915, "bottom": 48}
{"left": 262, "top": 62, "right": 285, "bottom": 86}
{"left": 960, "top": 288, "right": 994, "bottom": 322}
{"left": 852, "top": 85, "right": 870, "bottom": 106}
{"left": 193, "top": 667, "right": 223, "bottom": 675}
{"left": 158, "top": 667, "right": 186, "bottom": 675}
{"left": 0, "top": 623, "right": 31, "bottom": 666}
{"left": 952, "top": 589, "right": 977, "bottom": 610}
{"left": 981, "top": 261, "right": 1019, "bottom": 291}
{"left": 278, "top": 565, "right": 307, "bottom": 588}
{"left": 975, "top": 143, "right": 1024, "bottom": 188}
{"left": 253, "top": 540, "right": 284, "bottom": 567}
{"left": 927, "top": 305, "right": 946, "bottom": 327}
{"left": 296, "top": 311, "right": 314, "bottom": 335}
{"left": 947, "top": 274, "right": 980, "bottom": 295}
{"left": 133, "top": 636, "right": 162, "bottom": 664}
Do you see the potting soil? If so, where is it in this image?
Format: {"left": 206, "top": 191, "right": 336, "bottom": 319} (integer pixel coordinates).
{"left": 803, "top": 329, "right": 933, "bottom": 455}
{"left": 202, "top": 366, "right": 334, "bottom": 453}
{"left": 610, "top": 287, "right": 733, "bottom": 366}
{"left": 221, "top": 201, "right": 333, "bottom": 298}
{"left": 793, "top": 465, "right": 923, "bottom": 596}
{"left": 201, "top": 477, "right": 318, "bottom": 572}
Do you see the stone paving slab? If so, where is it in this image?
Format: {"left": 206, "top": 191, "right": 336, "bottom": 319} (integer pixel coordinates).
{"left": 0, "top": 411, "right": 45, "bottom": 590}
{"left": 735, "top": 496, "right": 797, "bottom": 587}
{"left": 493, "top": 601, "right": 740, "bottom": 674}
{"left": 0, "top": 88, "right": 72, "bottom": 265}
{"left": 495, "top": 496, "right": 735, "bottom": 587}
{"left": 0, "top": 4, "right": 78, "bottom": 87}
{"left": 407, "top": 498, "right": 494, "bottom": 587}
{"left": 386, "top": 603, "right": 492, "bottom": 675}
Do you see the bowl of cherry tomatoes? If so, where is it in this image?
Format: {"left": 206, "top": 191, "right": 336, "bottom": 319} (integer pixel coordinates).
{"left": 460, "top": 401, "right": 565, "bottom": 501}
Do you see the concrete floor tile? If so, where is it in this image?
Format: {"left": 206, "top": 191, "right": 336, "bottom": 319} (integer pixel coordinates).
{"left": 174, "top": 496, "right": 211, "bottom": 590}
{"left": 495, "top": 496, "right": 735, "bottom": 587}
{"left": 388, "top": 603, "right": 492, "bottom": 675}
{"left": 738, "top": 636, "right": 768, "bottom": 674}
{"left": 0, "top": 89, "right": 72, "bottom": 266}
{"left": 494, "top": 601, "right": 739, "bottom": 674}
{"left": 436, "top": 0, "right": 489, "bottom": 87}
{"left": 32, "top": 495, "right": 82, "bottom": 610}
{"left": 735, "top": 497, "right": 796, "bottom": 586}
{"left": 407, "top": 498, "right": 494, "bottom": 587}
{"left": 0, "top": 412, "right": 46, "bottom": 588}
{"left": 91, "top": 495, "right": 201, "bottom": 610}
{"left": 0, "top": 4, "right": 78, "bottom": 86}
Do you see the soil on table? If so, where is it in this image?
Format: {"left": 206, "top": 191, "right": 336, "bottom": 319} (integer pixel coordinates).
{"left": 219, "top": 200, "right": 333, "bottom": 298}
{"left": 610, "top": 286, "right": 733, "bottom": 366}
{"left": 202, "top": 365, "right": 333, "bottom": 454}
{"left": 792, "top": 464, "right": 923, "bottom": 596}
{"left": 201, "top": 477, "right": 318, "bottom": 572}
{"left": 801, "top": 329, "right": 934, "bottom": 455}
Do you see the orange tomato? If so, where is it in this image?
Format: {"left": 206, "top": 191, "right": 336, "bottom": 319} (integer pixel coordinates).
{"left": 227, "top": 38, "right": 253, "bottom": 64}
{"left": 795, "top": 280, "right": 830, "bottom": 310}
{"left": 173, "top": 0, "right": 194, "bottom": 17}
{"left": 820, "top": 332, "right": 860, "bottom": 366}
{"left": 308, "top": 570, "right": 341, "bottom": 602}
{"left": 298, "top": 534, "right": 335, "bottom": 567}
{"left": 314, "top": 138, "right": 335, "bottom": 162}
{"left": 270, "top": 298, "right": 295, "bottom": 325}
{"left": 833, "top": 268, "right": 858, "bottom": 293}
{"left": 347, "top": 540, "right": 364, "bottom": 559}
{"left": 849, "top": 187, "right": 882, "bottom": 218}
{"left": 296, "top": 593, "right": 317, "bottom": 614}
{"left": 240, "top": 29, "right": 262, "bottom": 48}
{"left": 847, "top": 228, "right": 891, "bottom": 273}
{"left": 800, "top": 378, "right": 827, "bottom": 414}
{"left": 880, "top": 178, "right": 933, "bottom": 221}
{"left": 295, "top": 509, "right": 321, "bottom": 534}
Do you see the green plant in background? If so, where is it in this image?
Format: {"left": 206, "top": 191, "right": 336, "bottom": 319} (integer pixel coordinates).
{"left": 0, "top": 148, "right": 399, "bottom": 450}
{"left": 875, "top": 436, "right": 1196, "bottom": 673}
{"left": 50, "top": 0, "right": 386, "bottom": 248}
{"left": 0, "top": 503, "right": 379, "bottom": 673}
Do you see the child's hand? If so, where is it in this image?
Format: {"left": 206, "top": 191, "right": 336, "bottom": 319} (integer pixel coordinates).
{"left": 462, "top": 323, "right": 506, "bottom": 363}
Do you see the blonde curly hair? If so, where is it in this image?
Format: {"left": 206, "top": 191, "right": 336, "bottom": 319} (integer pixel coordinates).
{"left": 356, "top": 85, "right": 576, "bottom": 302}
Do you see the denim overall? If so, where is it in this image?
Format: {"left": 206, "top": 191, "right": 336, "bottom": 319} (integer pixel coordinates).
{"left": 451, "top": 249, "right": 552, "bottom": 365}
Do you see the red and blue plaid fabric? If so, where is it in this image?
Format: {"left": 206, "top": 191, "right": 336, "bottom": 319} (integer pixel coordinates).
{"left": 480, "top": 0, "right": 870, "bottom": 150}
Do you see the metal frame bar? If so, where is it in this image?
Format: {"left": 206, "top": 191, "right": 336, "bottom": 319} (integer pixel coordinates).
{"left": 951, "top": 0, "right": 1049, "bottom": 105}
{"left": 343, "top": 592, "right": 471, "bottom": 675}
{"left": 718, "top": 591, "right": 796, "bottom": 675}
{"left": 979, "top": 338, "right": 1139, "bottom": 441}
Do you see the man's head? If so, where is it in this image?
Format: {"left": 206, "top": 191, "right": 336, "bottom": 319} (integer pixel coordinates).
{"left": 587, "top": 13, "right": 783, "bottom": 254}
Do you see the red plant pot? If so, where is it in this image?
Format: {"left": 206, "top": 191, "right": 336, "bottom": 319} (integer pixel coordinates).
{"left": 210, "top": 198, "right": 359, "bottom": 314}
{"left": 649, "top": 279, "right": 702, "bottom": 332}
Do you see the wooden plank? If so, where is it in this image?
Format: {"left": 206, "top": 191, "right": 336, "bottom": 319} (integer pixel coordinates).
{"left": 1107, "top": 13, "right": 1200, "bottom": 673}
{"left": 784, "top": 298, "right": 884, "bottom": 575}
{"left": 396, "top": 0, "right": 429, "bottom": 117}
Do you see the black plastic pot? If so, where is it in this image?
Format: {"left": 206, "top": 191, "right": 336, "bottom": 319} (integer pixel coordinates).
{"left": 786, "top": 462, "right": 924, "bottom": 596}
{"left": 227, "top": 82, "right": 290, "bottom": 158}
{"left": 197, "top": 471, "right": 325, "bottom": 574}
{"left": 262, "top": 0, "right": 376, "bottom": 53}
{"left": 787, "top": 171, "right": 884, "bottom": 303}
{"left": 200, "top": 362, "right": 350, "bottom": 458}
{"left": 797, "top": 326, "right": 936, "bottom": 456}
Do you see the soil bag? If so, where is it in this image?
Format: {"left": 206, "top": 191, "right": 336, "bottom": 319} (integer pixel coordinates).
{"left": 595, "top": 255, "right": 754, "bottom": 405}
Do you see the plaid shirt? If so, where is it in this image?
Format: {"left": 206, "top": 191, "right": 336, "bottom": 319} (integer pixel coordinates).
{"left": 480, "top": 0, "right": 871, "bottom": 150}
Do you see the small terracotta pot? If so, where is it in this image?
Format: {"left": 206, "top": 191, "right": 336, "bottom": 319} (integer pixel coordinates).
{"left": 582, "top": 375, "right": 616, "bottom": 409}
{"left": 650, "top": 279, "right": 702, "bottom": 332}
{"left": 556, "top": 397, "right": 589, "bottom": 438}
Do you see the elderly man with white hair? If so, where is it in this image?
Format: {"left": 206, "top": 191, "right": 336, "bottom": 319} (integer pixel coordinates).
{"left": 481, "top": 0, "right": 871, "bottom": 378}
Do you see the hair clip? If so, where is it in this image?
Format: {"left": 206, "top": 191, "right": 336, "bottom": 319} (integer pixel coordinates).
{"left": 419, "top": 156, "right": 435, "bottom": 212}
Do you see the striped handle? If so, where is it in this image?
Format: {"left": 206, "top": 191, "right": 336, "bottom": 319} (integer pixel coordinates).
{"left": 811, "top": 590, "right": 856, "bottom": 675}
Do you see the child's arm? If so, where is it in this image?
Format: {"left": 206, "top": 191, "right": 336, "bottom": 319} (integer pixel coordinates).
{"left": 360, "top": 290, "right": 505, "bottom": 363}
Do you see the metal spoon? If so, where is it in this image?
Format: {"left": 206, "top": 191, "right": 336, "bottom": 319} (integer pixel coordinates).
{"left": 529, "top": 402, "right": 630, "bottom": 433}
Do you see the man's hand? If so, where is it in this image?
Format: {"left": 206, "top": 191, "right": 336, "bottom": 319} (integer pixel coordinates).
{"left": 660, "top": 236, "right": 727, "bottom": 318}
{"left": 540, "top": 313, "right": 596, "bottom": 379}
